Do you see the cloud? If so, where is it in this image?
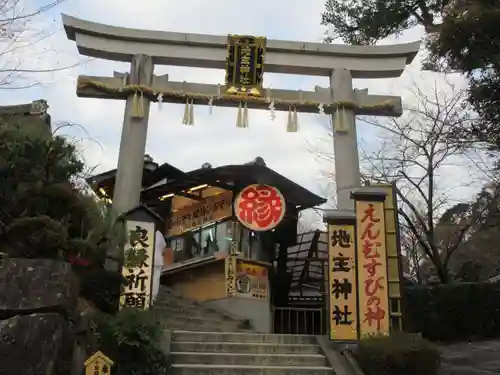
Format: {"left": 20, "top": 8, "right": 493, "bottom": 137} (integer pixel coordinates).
{"left": 0, "top": 0, "right": 481, "bottom": 228}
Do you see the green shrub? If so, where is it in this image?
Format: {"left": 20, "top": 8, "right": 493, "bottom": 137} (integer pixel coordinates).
{"left": 76, "top": 265, "right": 124, "bottom": 314}
{"left": 93, "top": 308, "right": 170, "bottom": 375}
{"left": 353, "top": 332, "right": 441, "bottom": 375}
{"left": 404, "top": 281, "right": 500, "bottom": 341}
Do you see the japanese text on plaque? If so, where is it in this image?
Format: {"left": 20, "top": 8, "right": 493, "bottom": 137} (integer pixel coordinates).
{"left": 356, "top": 202, "right": 390, "bottom": 336}
{"left": 225, "top": 254, "right": 236, "bottom": 297}
{"left": 328, "top": 224, "right": 358, "bottom": 341}
{"left": 120, "top": 220, "right": 155, "bottom": 310}
{"left": 225, "top": 35, "right": 266, "bottom": 96}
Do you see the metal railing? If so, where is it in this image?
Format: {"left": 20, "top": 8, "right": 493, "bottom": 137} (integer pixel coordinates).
{"left": 272, "top": 306, "right": 326, "bottom": 335}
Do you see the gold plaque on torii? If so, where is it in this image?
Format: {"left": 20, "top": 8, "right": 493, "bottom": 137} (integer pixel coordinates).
{"left": 225, "top": 34, "right": 266, "bottom": 97}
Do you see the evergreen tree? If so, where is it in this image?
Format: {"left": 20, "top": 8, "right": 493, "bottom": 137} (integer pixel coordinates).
{"left": 321, "top": 0, "right": 500, "bottom": 157}
{"left": 0, "top": 122, "right": 123, "bottom": 312}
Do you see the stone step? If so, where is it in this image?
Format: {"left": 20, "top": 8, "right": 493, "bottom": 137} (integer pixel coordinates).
{"left": 167, "top": 325, "right": 252, "bottom": 333}
{"left": 170, "top": 364, "right": 334, "bottom": 375}
{"left": 154, "top": 299, "right": 246, "bottom": 322}
{"left": 161, "top": 317, "right": 245, "bottom": 332}
{"left": 160, "top": 314, "right": 242, "bottom": 326}
{"left": 154, "top": 309, "right": 248, "bottom": 328}
{"left": 153, "top": 304, "right": 236, "bottom": 321}
{"left": 170, "top": 352, "right": 329, "bottom": 366}
{"left": 171, "top": 341, "right": 322, "bottom": 354}
{"left": 172, "top": 330, "right": 316, "bottom": 344}
{"left": 154, "top": 298, "right": 204, "bottom": 309}
{"left": 156, "top": 291, "right": 201, "bottom": 304}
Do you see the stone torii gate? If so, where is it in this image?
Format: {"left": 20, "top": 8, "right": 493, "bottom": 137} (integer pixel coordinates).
{"left": 62, "top": 14, "right": 420, "bottom": 215}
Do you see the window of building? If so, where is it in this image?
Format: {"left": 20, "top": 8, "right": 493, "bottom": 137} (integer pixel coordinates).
{"left": 172, "top": 238, "right": 183, "bottom": 252}
{"left": 167, "top": 219, "right": 232, "bottom": 263}
{"left": 216, "top": 221, "right": 232, "bottom": 255}
{"left": 166, "top": 220, "right": 264, "bottom": 264}
{"left": 200, "top": 224, "right": 217, "bottom": 256}
{"left": 239, "top": 227, "right": 261, "bottom": 260}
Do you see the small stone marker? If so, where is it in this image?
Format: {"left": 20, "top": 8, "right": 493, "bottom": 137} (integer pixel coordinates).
{"left": 84, "top": 351, "right": 113, "bottom": 375}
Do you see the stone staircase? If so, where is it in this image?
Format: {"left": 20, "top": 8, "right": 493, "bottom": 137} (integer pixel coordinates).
{"left": 153, "top": 286, "right": 252, "bottom": 332}
{"left": 170, "top": 330, "right": 335, "bottom": 375}
{"left": 153, "top": 287, "right": 337, "bottom": 374}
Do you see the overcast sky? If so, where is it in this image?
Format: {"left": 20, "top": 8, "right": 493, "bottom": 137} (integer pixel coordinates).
{"left": 0, "top": 0, "right": 484, "bottom": 227}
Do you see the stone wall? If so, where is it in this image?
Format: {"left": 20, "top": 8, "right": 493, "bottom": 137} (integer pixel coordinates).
{"left": 0, "top": 99, "right": 51, "bottom": 138}
{"left": 0, "top": 258, "right": 92, "bottom": 375}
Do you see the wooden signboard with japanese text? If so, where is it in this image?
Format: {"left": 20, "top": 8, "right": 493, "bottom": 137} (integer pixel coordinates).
{"left": 120, "top": 220, "right": 155, "bottom": 310}
{"left": 225, "top": 254, "right": 236, "bottom": 297}
{"left": 328, "top": 223, "right": 359, "bottom": 341}
{"left": 355, "top": 200, "right": 390, "bottom": 336}
{"left": 166, "top": 191, "right": 232, "bottom": 237}
{"left": 235, "top": 259, "right": 269, "bottom": 300}
{"left": 375, "top": 184, "right": 404, "bottom": 331}
{"left": 225, "top": 35, "right": 266, "bottom": 97}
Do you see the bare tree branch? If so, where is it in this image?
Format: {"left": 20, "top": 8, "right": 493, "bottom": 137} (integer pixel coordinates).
{"left": 0, "top": 0, "right": 90, "bottom": 90}
{"left": 310, "top": 76, "right": 492, "bottom": 284}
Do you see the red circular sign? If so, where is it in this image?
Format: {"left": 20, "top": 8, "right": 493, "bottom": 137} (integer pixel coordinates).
{"left": 234, "top": 184, "right": 286, "bottom": 231}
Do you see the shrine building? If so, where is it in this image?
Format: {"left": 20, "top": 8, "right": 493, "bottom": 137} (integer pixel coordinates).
{"left": 89, "top": 156, "right": 329, "bottom": 333}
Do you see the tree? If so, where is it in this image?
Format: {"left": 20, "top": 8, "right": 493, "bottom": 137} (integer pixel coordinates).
{"left": 313, "top": 78, "right": 488, "bottom": 283}
{"left": 427, "top": 1, "right": 500, "bottom": 159}
{"left": 399, "top": 211, "right": 426, "bottom": 284}
{"left": 0, "top": 121, "right": 124, "bottom": 311}
{"left": 321, "top": 0, "right": 500, "bottom": 160}
{"left": 321, "top": 0, "right": 448, "bottom": 45}
{"left": 0, "top": 0, "right": 85, "bottom": 89}
{"left": 446, "top": 181, "right": 500, "bottom": 281}
{"left": 363, "top": 81, "right": 491, "bottom": 283}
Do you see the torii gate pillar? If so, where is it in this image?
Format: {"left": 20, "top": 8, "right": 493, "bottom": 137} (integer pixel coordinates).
{"left": 113, "top": 55, "right": 153, "bottom": 216}
{"left": 331, "top": 68, "right": 360, "bottom": 210}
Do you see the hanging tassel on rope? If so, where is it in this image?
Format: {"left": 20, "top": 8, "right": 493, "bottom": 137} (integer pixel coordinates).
{"left": 318, "top": 103, "right": 325, "bottom": 116}
{"left": 242, "top": 102, "right": 249, "bottom": 128}
{"left": 157, "top": 93, "right": 163, "bottom": 111}
{"left": 333, "top": 106, "right": 341, "bottom": 132}
{"left": 292, "top": 106, "right": 298, "bottom": 132}
{"left": 130, "top": 91, "right": 141, "bottom": 118}
{"left": 341, "top": 107, "right": 348, "bottom": 131}
{"left": 188, "top": 99, "right": 195, "bottom": 126}
{"left": 131, "top": 91, "right": 145, "bottom": 118}
{"left": 334, "top": 105, "right": 348, "bottom": 133}
{"left": 182, "top": 98, "right": 190, "bottom": 125}
{"left": 266, "top": 86, "right": 272, "bottom": 103}
{"left": 236, "top": 101, "right": 243, "bottom": 128}
{"left": 286, "top": 106, "right": 299, "bottom": 132}
{"left": 208, "top": 97, "right": 213, "bottom": 115}
{"left": 286, "top": 106, "right": 293, "bottom": 132}
{"left": 269, "top": 100, "right": 276, "bottom": 121}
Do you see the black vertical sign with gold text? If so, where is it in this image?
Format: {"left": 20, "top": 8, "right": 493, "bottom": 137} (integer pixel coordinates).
{"left": 225, "top": 35, "right": 266, "bottom": 97}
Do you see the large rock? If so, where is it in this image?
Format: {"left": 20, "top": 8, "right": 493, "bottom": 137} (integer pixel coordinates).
{"left": 0, "top": 258, "right": 79, "bottom": 317}
{"left": 0, "top": 313, "right": 75, "bottom": 375}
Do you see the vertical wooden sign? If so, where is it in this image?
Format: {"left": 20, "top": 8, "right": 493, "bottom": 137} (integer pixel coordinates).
{"left": 353, "top": 189, "right": 390, "bottom": 337}
{"left": 325, "top": 211, "right": 359, "bottom": 341}
{"left": 120, "top": 220, "right": 155, "bottom": 309}
{"left": 373, "top": 183, "right": 404, "bottom": 331}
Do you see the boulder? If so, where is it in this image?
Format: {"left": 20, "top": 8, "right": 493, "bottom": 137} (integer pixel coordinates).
{"left": 0, "top": 313, "right": 75, "bottom": 375}
{"left": 0, "top": 258, "right": 79, "bottom": 318}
